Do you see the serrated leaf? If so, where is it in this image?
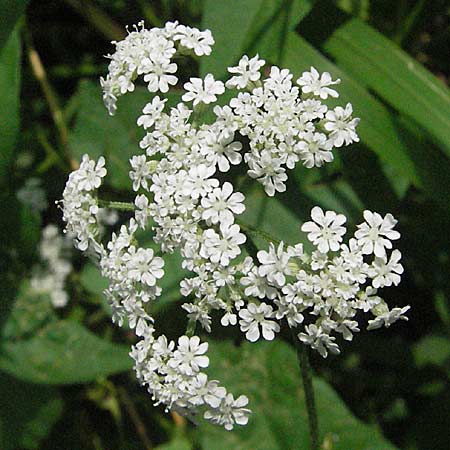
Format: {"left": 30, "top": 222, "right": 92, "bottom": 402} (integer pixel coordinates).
{"left": 0, "top": 372, "right": 62, "bottom": 450}
{"left": 200, "top": 340, "right": 397, "bottom": 450}
{"left": 0, "top": 320, "right": 132, "bottom": 384}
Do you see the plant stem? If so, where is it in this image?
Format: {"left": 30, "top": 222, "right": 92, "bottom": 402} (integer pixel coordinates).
{"left": 236, "top": 218, "right": 281, "bottom": 246}
{"left": 98, "top": 199, "right": 136, "bottom": 211}
{"left": 118, "top": 387, "right": 153, "bottom": 450}
{"left": 291, "top": 328, "right": 319, "bottom": 450}
{"left": 186, "top": 318, "right": 197, "bottom": 337}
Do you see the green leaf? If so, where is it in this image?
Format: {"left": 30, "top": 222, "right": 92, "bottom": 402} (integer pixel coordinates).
{"left": 281, "top": 32, "right": 420, "bottom": 189}
{"left": 0, "top": 320, "right": 132, "bottom": 384}
{"left": 244, "top": 0, "right": 314, "bottom": 64}
{"left": 201, "top": 0, "right": 265, "bottom": 77}
{"left": 201, "top": 0, "right": 313, "bottom": 77}
{"left": 155, "top": 437, "right": 191, "bottom": 450}
{"left": 323, "top": 16, "right": 450, "bottom": 156}
{"left": 200, "top": 340, "right": 397, "bottom": 450}
{"left": 0, "top": 26, "right": 20, "bottom": 183}
{"left": 0, "top": 0, "right": 29, "bottom": 51}
{"left": 0, "top": 372, "right": 62, "bottom": 450}
{"left": 413, "top": 335, "right": 450, "bottom": 369}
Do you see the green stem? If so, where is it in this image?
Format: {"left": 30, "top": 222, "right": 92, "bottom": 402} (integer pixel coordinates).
{"left": 98, "top": 199, "right": 135, "bottom": 211}
{"left": 186, "top": 319, "right": 197, "bottom": 337}
{"left": 291, "top": 328, "right": 319, "bottom": 450}
{"left": 236, "top": 219, "right": 281, "bottom": 246}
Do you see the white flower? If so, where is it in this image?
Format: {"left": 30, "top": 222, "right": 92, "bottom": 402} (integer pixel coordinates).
{"left": 296, "top": 132, "right": 334, "bottom": 169}
{"left": 201, "top": 133, "right": 242, "bottom": 172}
{"left": 247, "top": 151, "right": 287, "bottom": 196}
{"left": 76, "top": 155, "right": 107, "bottom": 191}
{"left": 239, "top": 303, "right": 280, "bottom": 342}
{"left": 129, "top": 155, "right": 152, "bottom": 191}
{"left": 324, "top": 103, "right": 360, "bottom": 147}
{"left": 143, "top": 59, "right": 178, "bottom": 93}
{"left": 296, "top": 66, "right": 340, "bottom": 99}
{"left": 367, "top": 305, "right": 410, "bottom": 330}
{"left": 240, "top": 268, "right": 278, "bottom": 299}
{"left": 369, "top": 249, "right": 404, "bottom": 288}
{"left": 257, "top": 242, "right": 291, "bottom": 287}
{"left": 125, "top": 247, "right": 164, "bottom": 286}
{"left": 301, "top": 206, "right": 347, "bottom": 253}
{"left": 221, "top": 311, "right": 237, "bottom": 326}
{"left": 168, "top": 335, "right": 209, "bottom": 375}
{"left": 134, "top": 194, "right": 151, "bottom": 229}
{"left": 201, "top": 222, "right": 246, "bottom": 266}
{"left": 298, "top": 324, "right": 341, "bottom": 358}
{"left": 204, "top": 393, "right": 251, "bottom": 431}
{"left": 201, "top": 182, "right": 245, "bottom": 225}
{"left": 190, "top": 373, "right": 226, "bottom": 408}
{"left": 174, "top": 25, "right": 214, "bottom": 56}
{"left": 226, "top": 54, "right": 265, "bottom": 89}
{"left": 355, "top": 210, "right": 400, "bottom": 258}
{"left": 182, "top": 74, "right": 225, "bottom": 106}
{"left": 137, "top": 96, "right": 167, "bottom": 129}
{"left": 183, "top": 164, "right": 219, "bottom": 199}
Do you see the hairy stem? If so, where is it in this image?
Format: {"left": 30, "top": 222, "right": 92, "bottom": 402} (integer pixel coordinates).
{"left": 291, "top": 328, "right": 319, "bottom": 450}
{"left": 236, "top": 219, "right": 281, "bottom": 246}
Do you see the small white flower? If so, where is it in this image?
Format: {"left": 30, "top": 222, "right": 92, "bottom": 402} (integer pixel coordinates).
{"left": 168, "top": 335, "right": 209, "bottom": 375}
{"left": 296, "top": 132, "right": 334, "bottom": 169}
{"left": 201, "top": 222, "right": 246, "bottom": 266}
{"left": 201, "top": 182, "right": 245, "bottom": 225}
{"left": 174, "top": 25, "right": 214, "bottom": 56}
{"left": 355, "top": 210, "right": 400, "bottom": 258}
{"left": 183, "top": 164, "right": 219, "bottom": 199}
{"left": 204, "top": 393, "right": 251, "bottom": 431}
{"left": 296, "top": 66, "right": 340, "bottom": 99}
{"left": 190, "top": 373, "right": 226, "bottom": 408}
{"left": 226, "top": 54, "right": 265, "bottom": 89}
{"left": 76, "top": 155, "right": 107, "bottom": 191}
{"left": 143, "top": 59, "right": 178, "bottom": 93}
{"left": 257, "top": 242, "right": 291, "bottom": 287}
{"left": 301, "top": 206, "right": 347, "bottom": 253}
{"left": 367, "top": 305, "right": 410, "bottom": 330}
{"left": 125, "top": 247, "right": 164, "bottom": 286}
{"left": 129, "top": 155, "right": 152, "bottom": 191}
{"left": 137, "top": 96, "right": 167, "bottom": 129}
{"left": 324, "top": 103, "right": 360, "bottom": 147}
{"left": 298, "top": 324, "right": 340, "bottom": 358}
{"left": 182, "top": 74, "right": 225, "bottom": 106}
{"left": 369, "top": 249, "right": 404, "bottom": 288}
{"left": 239, "top": 303, "right": 280, "bottom": 342}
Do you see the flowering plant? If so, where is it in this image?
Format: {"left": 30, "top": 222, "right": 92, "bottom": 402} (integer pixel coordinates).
{"left": 61, "top": 20, "right": 409, "bottom": 440}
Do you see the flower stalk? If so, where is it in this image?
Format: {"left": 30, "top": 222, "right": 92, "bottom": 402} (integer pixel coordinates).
{"left": 291, "top": 328, "right": 319, "bottom": 450}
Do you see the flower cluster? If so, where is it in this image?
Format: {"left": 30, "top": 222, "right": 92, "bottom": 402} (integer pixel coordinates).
{"left": 101, "top": 21, "right": 214, "bottom": 115}
{"left": 132, "top": 330, "right": 250, "bottom": 430}
{"left": 30, "top": 224, "right": 72, "bottom": 308}
{"left": 61, "top": 20, "right": 408, "bottom": 430}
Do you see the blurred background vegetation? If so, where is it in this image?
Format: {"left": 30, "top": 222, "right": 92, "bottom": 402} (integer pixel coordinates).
{"left": 1, "top": 0, "right": 450, "bottom": 449}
